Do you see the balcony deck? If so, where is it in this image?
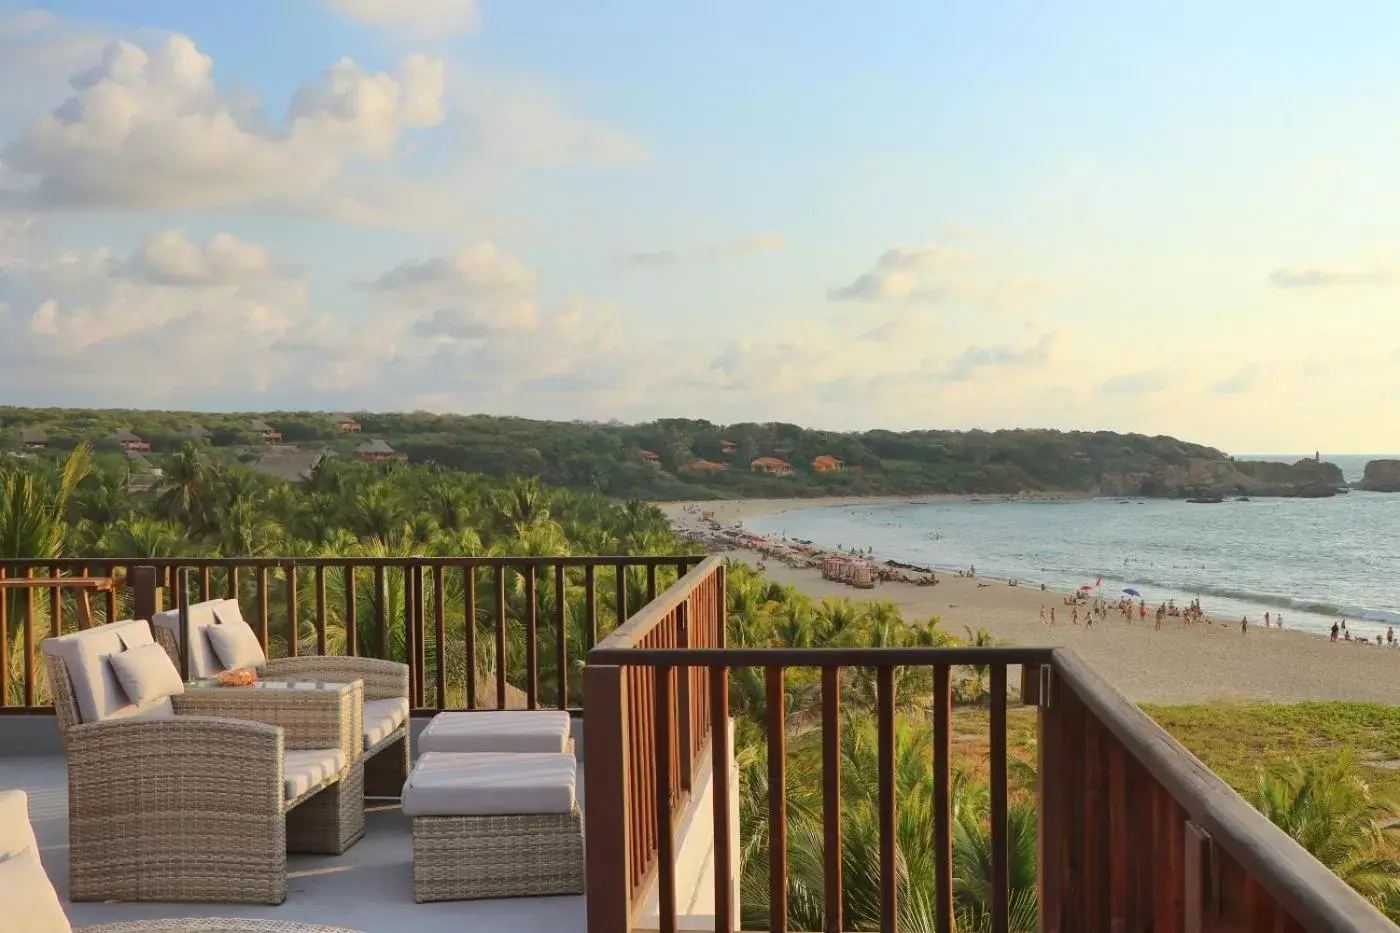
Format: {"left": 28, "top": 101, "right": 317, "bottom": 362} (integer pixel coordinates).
{"left": 1, "top": 746, "right": 588, "bottom": 933}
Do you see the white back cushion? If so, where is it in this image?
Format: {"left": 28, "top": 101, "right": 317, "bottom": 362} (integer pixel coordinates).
{"left": 41, "top": 619, "right": 175, "bottom": 724}
{"left": 108, "top": 643, "right": 186, "bottom": 705}
{"left": 208, "top": 600, "right": 267, "bottom": 669}
{"left": 150, "top": 599, "right": 224, "bottom": 678}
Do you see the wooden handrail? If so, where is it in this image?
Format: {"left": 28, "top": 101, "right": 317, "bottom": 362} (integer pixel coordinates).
{"left": 593, "top": 555, "right": 726, "bottom": 650}
{"left": 1050, "top": 647, "right": 1394, "bottom": 932}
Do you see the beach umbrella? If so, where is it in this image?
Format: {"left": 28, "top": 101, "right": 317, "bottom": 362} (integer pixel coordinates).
{"left": 1123, "top": 587, "right": 1142, "bottom": 597}
{"left": 1078, "top": 584, "right": 1094, "bottom": 591}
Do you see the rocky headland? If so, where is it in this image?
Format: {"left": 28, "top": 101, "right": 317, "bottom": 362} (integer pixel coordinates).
{"left": 1356, "top": 459, "right": 1400, "bottom": 492}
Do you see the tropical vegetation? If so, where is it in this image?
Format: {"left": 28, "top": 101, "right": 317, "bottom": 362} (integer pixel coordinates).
{"left": 1, "top": 444, "right": 1396, "bottom": 925}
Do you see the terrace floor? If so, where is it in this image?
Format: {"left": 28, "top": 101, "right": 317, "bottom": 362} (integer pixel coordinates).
{"left": 0, "top": 753, "right": 587, "bottom": 933}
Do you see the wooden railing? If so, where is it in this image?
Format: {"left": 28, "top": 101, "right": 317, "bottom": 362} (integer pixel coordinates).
{"left": 0, "top": 555, "right": 703, "bottom": 713}
{"left": 584, "top": 636, "right": 1397, "bottom": 933}
{"left": 582, "top": 554, "right": 728, "bottom": 933}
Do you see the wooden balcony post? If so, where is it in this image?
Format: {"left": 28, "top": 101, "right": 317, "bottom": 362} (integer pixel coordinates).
{"left": 1039, "top": 664, "right": 1065, "bottom": 933}
{"left": 131, "top": 566, "right": 161, "bottom": 621}
{"left": 584, "top": 663, "right": 632, "bottom": 933}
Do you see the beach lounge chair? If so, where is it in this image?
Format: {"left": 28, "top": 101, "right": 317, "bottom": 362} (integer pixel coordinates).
{"left": 40, "top": 619, "right": 364, "bottom": 904}
{"left": 152, "top": 599, "right": 410, "bottom": 797}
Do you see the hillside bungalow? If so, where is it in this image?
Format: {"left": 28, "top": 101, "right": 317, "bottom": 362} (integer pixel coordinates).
{"left": 19, "top": 428, "right": 46, "bottom": 450}
{"left": 721, "top": 440, "right": 738, "bottom": 454}
{"left": 247, "top": 419, "right": 282, "bottom": 442}
{"left": 813, "top": 455, "right": 847, "bottom": 472}
{"left": 181, "top": 424, "right": 212, "bottom": 440}
{"left": 357, "top": 438, "right": 408, "bottom": 463}
{"left": 682, "top": 459, "right": 727, "bottom": 473}
{"left": 254, "top": 446, "right": 326, "bottom": 483}
{"left": 639, "top": 449, "right": 661, "bottom": 468}
{"left": 111, "top": 429, "right": 150, "bottom": 452}
{"left": 331, "top": 412, "right": 362, "bottom": 433}
{"left": 751, "top": 456, "right": 794, "bottom": 476}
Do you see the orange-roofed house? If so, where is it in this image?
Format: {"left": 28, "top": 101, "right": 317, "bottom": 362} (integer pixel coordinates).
{"left": 639, "top": 449, "right": 661, "bottom": 468}
{"left": 813, "top": 455, "right": 847, "bottom": 473}
{"left": 750, "top": 457, "right": 793, "bottom": 476}
{"left": 682, "top": 459, "right": 727, "bottom": 473}
{"left": 721, "top": 440, "right": 738, "bottom": 454}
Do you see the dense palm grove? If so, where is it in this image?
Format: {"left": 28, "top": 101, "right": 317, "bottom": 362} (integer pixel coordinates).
{"left": 3, "top": 446, "right": 1399, "bottom": 928}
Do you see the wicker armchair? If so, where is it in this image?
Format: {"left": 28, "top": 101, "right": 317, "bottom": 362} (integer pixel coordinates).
{"left": 41, "top": 621, "right": 365, "bottom": 905}
{"left": 77, "top": 922, "right": 362, "bottom": 932}
{"left": 152, "top": 600, "right": 410, "bottom": 798}
{"left": 3, "top": 788, "right": 363, "bottom": 933}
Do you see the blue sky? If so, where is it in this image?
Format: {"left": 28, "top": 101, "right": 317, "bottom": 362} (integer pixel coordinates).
{"left": 1, "top": 1, "right": 1398, "bottom": 452}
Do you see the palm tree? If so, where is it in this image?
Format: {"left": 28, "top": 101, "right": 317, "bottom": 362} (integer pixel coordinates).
{"left": 1249, "top": 754, "right": 1400, "bottom": 905}
{"left": 154, "top": 442, "right": 213, "bottom": 532}
{"left": 0, "top": 443, "right": 91, "bottom": 559}
{"left": 494, "top": 476, "right": 549, "bottom": 532}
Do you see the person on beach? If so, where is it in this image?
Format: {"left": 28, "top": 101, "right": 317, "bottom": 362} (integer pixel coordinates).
{"left": 1331, "top": 622, "right": 1339, "bottom": 641}
{"left": 1264, "top": 611, "right": 1271, "bottom": 628}
{"left": 1039, "top": 607, "right": 1047, "bottom": 625}
{"left": 1278, "top": 614, "right": 1284, "bottom": 629}
{"left": 1388, "top": 626, "right": 1395, "bottom": 646}
{"left": 1050, "top": 607, "right": 1056, "bottom": 627}
{"left": 1240, "top": 615, "right": 1248, "bottom": 634}
{"left": 1072, "top": 606, "right": 1079, "bottom": 625}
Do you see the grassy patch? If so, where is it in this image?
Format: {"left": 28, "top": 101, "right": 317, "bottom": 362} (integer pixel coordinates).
{"left": 944, "top": 701, "right": 1400, "bottom": 799}
{"left": 1142, "top": 701, "right": 1400, "bottom": 798}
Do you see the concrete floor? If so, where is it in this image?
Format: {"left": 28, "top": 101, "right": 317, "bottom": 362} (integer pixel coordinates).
{"left": 1, "top": 754, "right": 587, "bottom": 933}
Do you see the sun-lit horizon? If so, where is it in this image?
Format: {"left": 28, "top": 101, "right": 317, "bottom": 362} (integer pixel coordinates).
{"left": 2, "top": 1, "right": 1399, "bottom": 453}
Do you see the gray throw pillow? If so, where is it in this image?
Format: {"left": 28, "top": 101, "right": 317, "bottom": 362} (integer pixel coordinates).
{"left": 206, "top": 614, "right": 267, "bottom": 670}
{"left": 107, "top": 642, "right": 185, "bottom": 705}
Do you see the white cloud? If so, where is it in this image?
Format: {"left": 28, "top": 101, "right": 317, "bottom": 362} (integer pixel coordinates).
{"left": 1098, "top": 371, "right": 1170, "bottom": 397}
{"left": 319, "top": 0, "right": 480, "bottom": 37}
{"left": 451, "top": 78, "right": 646, "bottom": 169}
{"left": 1270, "top": 264, "right": 1395, "bottom": 288}
{"left": 626, "top": 233, "right": 785, "bottom": 267}
{"left": 131, "top": 229, "right": 291, "bottom": 286}
{"left": 1208, "top": 364, "right": 1258, "bottom": 396}
{"left": 366, "top": 243, "right": 539, "bottom": 338}
{"left": 1, "top": 35, "right": 444, "bottom": 216}
{"left": 829, "top": 243, "right": 977, "bottom": 302}
{"left": 940, "top": 332, "right": 1057, "bottom": 381}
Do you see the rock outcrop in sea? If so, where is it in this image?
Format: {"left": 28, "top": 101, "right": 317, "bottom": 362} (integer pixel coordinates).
{"left": 1096, "top": 457, "right": 1344, "bottom": 499}
{"left": 1357, "top": 459, "right": 1400, "bottom": 492}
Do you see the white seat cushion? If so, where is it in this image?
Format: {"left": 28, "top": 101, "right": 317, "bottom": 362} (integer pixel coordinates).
{"left": 417, "top": 710, "right": 572, "bottom": 754}
{"left": 402, "top": 752, "right": 576, "bottom": 816}
{"left": 0, "top": 846, "right": 70, "bottom": 933}
{"left": 364, "top": 697, "right": 409, "bottom": 750}
{"left": 108, "top": 642, "right": 185, "bottom": 706}
{"left": 0, "top": 790, "right": 36, "bottom": 859}
{"left": 0, "top": 790, "right": 69, "bottom": 933}
{"left": 40, "top": 620, "right": 174, "bottom": 724}
{"left": 283, "top": 748, "right": 347, "bottom": 801}
{"left": 150, "top": 600, "right": 224, "bottom": 679}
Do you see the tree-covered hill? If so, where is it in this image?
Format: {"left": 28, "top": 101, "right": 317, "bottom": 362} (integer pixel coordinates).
{"left": 0, "top": 406, "right": 1340, "bottom": 499}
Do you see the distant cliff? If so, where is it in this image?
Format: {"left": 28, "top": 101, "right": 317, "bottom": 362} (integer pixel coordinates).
{"left": 1357, "top": 460, "right": 1400, "bottom": 492}
{"left": 1097, "top": 457, "right": 1344, "bottom": 499}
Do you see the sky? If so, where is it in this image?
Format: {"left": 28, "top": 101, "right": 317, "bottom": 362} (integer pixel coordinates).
{"left": 1, "top": 1, "right": 1398, "bottom": 453}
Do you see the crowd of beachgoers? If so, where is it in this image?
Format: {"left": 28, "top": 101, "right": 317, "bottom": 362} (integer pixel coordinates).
{"left": 663, "top": 497, "right": 1400, "bottom": 705}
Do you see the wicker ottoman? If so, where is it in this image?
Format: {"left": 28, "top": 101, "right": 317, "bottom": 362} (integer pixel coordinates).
{"left": 417, "top": 710, "right": 575, "bottom": 755}
{"left": 402, "top": 752, "right": 584, "bottom": 902}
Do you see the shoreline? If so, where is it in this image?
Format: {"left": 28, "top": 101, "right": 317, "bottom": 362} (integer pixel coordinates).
{"left": 659, "top": 498, "right": 1400, "bottom": 705}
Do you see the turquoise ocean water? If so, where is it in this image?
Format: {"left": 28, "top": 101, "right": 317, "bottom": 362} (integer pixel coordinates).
{"left": 745, "top": 455, "right": 1400, "bottom": 642}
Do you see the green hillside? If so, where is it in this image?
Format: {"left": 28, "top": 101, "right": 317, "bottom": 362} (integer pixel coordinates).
{"left": 0, "top": 406, "right": 1333, "bottom": 499}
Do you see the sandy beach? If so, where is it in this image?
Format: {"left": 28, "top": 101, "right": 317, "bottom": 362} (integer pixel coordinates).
{"left": 661, "top": 497, "right": 1400, "bottom": 705}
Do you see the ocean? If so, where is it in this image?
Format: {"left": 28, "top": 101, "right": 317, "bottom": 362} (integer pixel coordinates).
{"left": 745, "top": 454, "right": 1400, "bottom": 642}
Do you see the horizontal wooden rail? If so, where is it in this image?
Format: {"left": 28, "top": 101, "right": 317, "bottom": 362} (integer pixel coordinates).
{"left": 1046, "top": 648, "right": 1393, "bottom": 933}
{"left": 0, "top": 554, "right": 703, "bottom": 714}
